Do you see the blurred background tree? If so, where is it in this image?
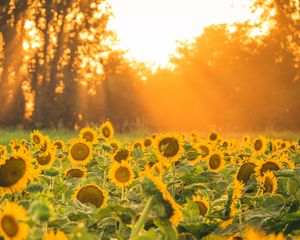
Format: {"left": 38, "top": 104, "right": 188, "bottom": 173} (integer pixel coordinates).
{"left": 141, "top": 0, "right": 300, "bottom": 131}
{"left": 0, "top": 0, "right": 299, "bottom": 131}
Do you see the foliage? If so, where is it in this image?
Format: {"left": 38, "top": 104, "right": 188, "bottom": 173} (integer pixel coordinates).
{"left": 0, "top": 124, "right": 299, "bottom": 239}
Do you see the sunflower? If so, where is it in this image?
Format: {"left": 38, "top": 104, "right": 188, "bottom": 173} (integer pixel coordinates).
{"left": 80, "top": 127, "right": 98, "bottom": 145}
{"left": 43, "top": 229, "right": 68, "bottom": 240}
{"left": 109, "top": 140, "right": 120, "bottom": 154}
{"left": 260, "top": 171, "right": 277, "bottom": 195}
{"left": 279, "top": 155, "right": 295, "bottom": 169}
{"left": 235, "top": 161, "right": 257, "bottom": 184}
{"left": 233, "top": 180, "right": 244, "bottom": 199}
{"left": 108, "top": 161, "right": 134, "bottom": 187}
{"left": 113, "top": 148, "right": 130, "bottom": 163}
{"left": 198, "top": 144, "right": 210, "bottom": 160}
{"left": 9, "top": 140, "right": 22, "bottom": 153}
{"left": 244, "top": 228, "right": 265, "bottom": 239}
{"left": 192, "top": 195, "right": 209, "bottom": 217}
{"left": 244, "top": 228, "right": 284, "bottom": 240}
{"left": 186, "top": 147, "right": 201, "bottom": 164}
{"left": 191, "top": 137, "right": 199, "bottom": 144}
{"left": 253, "top": 136, "right": 267, "bottom": 154}
{"left": 133, "top": 140, "right": 143, "bottom": 150}
{"left": 221, "top": 140, "right": 229, "bottom": 149}
{"left": 207, "top": 152, "right": 225, "bottom": 171}
{"left": 0, "top": 152, "right": 35, "bottom": 195}
{"left": 147, "top": 162, "right": 164, "bottom": 177}
{"left": 0, "top": 201, "right": 29, "bottom": 240}
{"left": 228, "top": 179, "right": 244, "bottom": 218}
{"left": 64, "top": 166, "right": 87, "bottom": 179}
{"left": 228, "top": 233, "right": 243, "bottom": 240}
{"left": 255, "top": 159, "right": 282, "bottom": 179}
{"left": 35, "top": 151, "right": 56, "bottom": 170}
{"left": 162, "top": 191, "right": 183, "bottom": 227}
{"left": 0, "top": 146, "right": 8, "bottom": 162}
{"left": 68, "top": 139, "right": 93, "bottom": 166}
{"left": 12, "top": 145, "right": 29, "bottom": 155}
{"left": 30, "top": 130, "right": 44, "bottom": 148}
{"left": 141, "top": 172, "right": 183, "bottom": 226}
{"left": 99, "top": 120, "right": 114, "bottom": 140}
{"left": 151, "top": 133, "right": 157, "bottom": 139}
{"left": 279, "top": 141, "right": 287, "bottom": 150}
{"left": 73, "top": 183, "right": 107, "bottom": 208}
{"left": 143, "top": 137, "right": 152, "bottom": 148}
{"left": 39, "top": 136, "right": 52, "bottom": 155}
{"left": 208, "top": 132, "right": 219, "bottom": 142}
{"left": 242, "top": 135, "right": 251, "bottom": 144}
{"left": 53, "top": 139, "right": 66, "bottom": 151}
{"left": 155, "top": 133, "right": 183, "bottom": 163}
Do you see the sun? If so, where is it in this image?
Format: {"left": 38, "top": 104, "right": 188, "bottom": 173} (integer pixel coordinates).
{"left": 108, "top": 0, "right": 259, "bottom": 70}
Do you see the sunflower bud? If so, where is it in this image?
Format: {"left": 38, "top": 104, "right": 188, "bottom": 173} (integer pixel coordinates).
{"left": 30, "top": 200, "right": 53, "bottom": 222}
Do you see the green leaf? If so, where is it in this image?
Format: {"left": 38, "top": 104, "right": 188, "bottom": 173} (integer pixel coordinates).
{"left": 133, "top": 228, "right": 158, "bottom": 240}
{"left": 154, "top": 218, "right": 177, "bottom": 240}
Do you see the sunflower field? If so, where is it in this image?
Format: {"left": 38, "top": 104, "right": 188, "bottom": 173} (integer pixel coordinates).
{"left": 0, "top": 122, "right": 300, "bottom": 240}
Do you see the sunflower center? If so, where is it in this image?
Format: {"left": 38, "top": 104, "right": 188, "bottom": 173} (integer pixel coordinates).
{"left": 134, "top": 142, "right": 142, "bottom": 149}
{"left": 260, "top": 162, "right": 280, "bottom": 176}
{"left": 199, "top": 145, "right": 209, "bottom": 157}
{"left": 115, "top": 167, "right": 131, "bottom": 183}
{"left": 237, "top": 162, "right": 256, "bottom": 184}
{"left": 280, "top": 143, "right": 286, "bottom": 149}
{"left": 144, "top": 139, "right": 152, "bottom": 147}
{"left": 1, "top": 215, "right": 19, "bottom": 237}
{"left": 37, "top": 153, "right": 51, "bottom": 166}
{"left": 233, "top": 237, "right": 243, "bottom": 240}
{"left": 67, "top": 169, "right": 84, "bottom": 178}
{"left": 83, "top": 132, "right": 94, "bottom": 142}
{"left": 0, "top": 157, "right": 26, "bottom": 187}
{"left": 54, "top": 142, "right": 62, "bottom": 150}
{"left": 77, "top": 185, "right": 104, "bottom": 208}
{"left": 102, "top": 127, "right": 111, "bottom": 138}
{"left": 209, "top": 133, "right": 218, "bottom": 141}
{"left": 222, "top": 141, "right": 228, "bottom": 148}
{"left": 110, "top": 143, "right": 119, "bottom": 151}
{"left": 114, "top": 149, "right": 129, "bottom": 162}
{"left": 159, "top": 138, "right": 179, "bottom": 158}
{"left": 254, "top": 139, "right": 263, "bottom": 151}
{"left": 195, "top": 201, "right": 208, "bottom": 216}
{"left": 209, "top": 154, "right": 221, "bottom": 169}
{"left": 71, "top": 143, "right": 90, "bottom": 161}
{"left": 33, "top": 135, "right": 41, "bottom": 144}
{"left": 263, "top": 176, "right": 274, "bottom": 193}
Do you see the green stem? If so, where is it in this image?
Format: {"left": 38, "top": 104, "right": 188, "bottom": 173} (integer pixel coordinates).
{"left": 172, "top": 162, "right": 176, "bottom": 199}
{"left": 62, "top": 192, "right": 65, "bottom": 203}
{"left": 42, "top": 221, "right": 48, "bottom": 235}
{"left": 130, "top": 196, "right": 154, "bottom": 239}
{"left": 121, "top": 186, "right": 127, "bottom": 203}
{"left": 0, "top": 194, "right": 7, "bottom": 204}
{"left": 103, "top": 167, "right": 108, "bottom": 189}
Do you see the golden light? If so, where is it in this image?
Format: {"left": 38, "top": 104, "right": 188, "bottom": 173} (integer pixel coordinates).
{"left": 108, "top": 0, "right": 266, "bottom": 70}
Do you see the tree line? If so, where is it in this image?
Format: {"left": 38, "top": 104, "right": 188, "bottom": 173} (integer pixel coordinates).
{"left": 0, "top": 0, "right": 299, "bottom": 131}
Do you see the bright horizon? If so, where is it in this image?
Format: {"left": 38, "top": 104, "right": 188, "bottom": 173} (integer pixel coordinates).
{"left": 108, "top": 0, "right": 262, "bottom": 70}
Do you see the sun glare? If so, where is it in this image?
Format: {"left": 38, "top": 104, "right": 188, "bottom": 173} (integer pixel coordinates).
{"left": 108, "top": 0, "right": 261, "bottom": 70}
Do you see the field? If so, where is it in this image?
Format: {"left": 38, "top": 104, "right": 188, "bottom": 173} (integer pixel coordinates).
{"left": 0, "top": 123, "right": 300, "bottom": 240}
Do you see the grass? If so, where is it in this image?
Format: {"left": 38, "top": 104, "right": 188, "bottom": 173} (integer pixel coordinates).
{"left": 0, "top": 128, "right": 76, "bottom": 145}
{"left": 0, "top": 128, "right": 150, "bottom": 145}
{"left": 0, "top": 128, "right": 298, "bottom": 145}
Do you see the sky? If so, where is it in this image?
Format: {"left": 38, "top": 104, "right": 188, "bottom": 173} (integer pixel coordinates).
{"left": 108, "top": 0, "right": 256, "bottom": 69}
